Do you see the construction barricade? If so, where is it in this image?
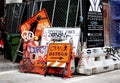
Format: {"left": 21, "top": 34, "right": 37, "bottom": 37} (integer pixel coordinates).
{"left": 41, "top": 27, "right": 81, "bottom": 74}
{"left": 106, "top": 47, "right": 120, "bottom": 70}
{"left": 76, "top": 47, "right": 115, "bottom": 75}
{"left": 115, "top": 49, "right": 120, "bottom": 69}
{"left": 19, "top": 7, "right": 81, "bottom": 76}
{"left": 44, "top": 43, "right": 74, "bottom": 78}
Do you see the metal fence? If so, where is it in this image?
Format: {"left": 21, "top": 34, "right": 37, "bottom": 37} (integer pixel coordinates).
{"left": 32, "top": 0, "right": 80, "bottom": 27}
{"left": 6, "top": 3, "right": 25, "bottom": 33}
{"left": 5, "top": 0, "right": 82, "bottom": 34}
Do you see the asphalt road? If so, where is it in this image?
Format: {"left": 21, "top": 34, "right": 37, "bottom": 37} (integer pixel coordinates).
{"left": 0, "top": 69, "right": 120, "bottom": 83}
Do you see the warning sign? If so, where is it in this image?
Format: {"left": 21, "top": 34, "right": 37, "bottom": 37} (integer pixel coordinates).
{"left": 20, "top": 8, "right": 51, "bottom": 39}
{"left": 47, "top": 43, "right": 72, "bottom": 62}
{"left": 41, "top": 28, "right": 80, "bottom": 56}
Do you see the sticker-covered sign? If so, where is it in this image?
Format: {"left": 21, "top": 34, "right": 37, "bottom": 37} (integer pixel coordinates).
{"left": 47, "top": 43, "right": 71, "bottom": 62}
{"left": 19, "top": 9, "right": 51, "bottom": 75}
{"left": 20, "top": 8, "right": 51, "bottom": 40}
{"left": 41, "top": 28, "right": 81, "bottom": 56}
{"left": 20, "top": 40, "right": 47, "bottom": 75}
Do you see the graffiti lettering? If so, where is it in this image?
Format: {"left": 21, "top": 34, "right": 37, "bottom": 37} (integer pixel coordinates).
{"left": 28, "top": 46, "right": 40, "bottom": 53}
{"left": 28, "top": 46, "right": 47, "bottom": 55}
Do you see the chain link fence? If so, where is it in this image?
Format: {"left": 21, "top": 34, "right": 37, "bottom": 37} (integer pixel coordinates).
{"left": 32, "top": 0, "right": 80, "bottom": 27}
{"left": 6, "top": 3, "right": 25, "bottom": 33}
{"left": 5, "top": 0, "right": 84, "bottom": 35}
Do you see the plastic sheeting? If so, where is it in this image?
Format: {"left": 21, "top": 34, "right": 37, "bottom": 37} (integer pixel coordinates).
{"left": 109, "top": 0, "right": 120, "bottom": 48}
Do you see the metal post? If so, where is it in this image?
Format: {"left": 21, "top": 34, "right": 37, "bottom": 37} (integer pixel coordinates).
{"left": 51, "top": 0, "right": 56, "bottom": 26}
{"left": 32, "top": 0, "right": 37, "bottom": 16}
{"left": 75, "top": 0, "right": 80, "bottom": 27}
{"left": 65, "top": 0, "right": 71, "bottom": 27}
{"left": 16, "top": 4, "right": 22, "bottom": 33}
{"left": 79, "top": 0, "right": 84, "bottom": 50}
{"left": 10, "top": 4, "right": 16, "bottom": 32}
{"left": 39, "top": 1, "right": 43, "bottom": 11}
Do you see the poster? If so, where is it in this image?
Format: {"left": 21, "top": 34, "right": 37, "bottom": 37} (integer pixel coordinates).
{"left": 41, "top": 27, "right": 81, "bottom": 56}
{"left": 86, "top": 0, "right": 104, "bottom": 48}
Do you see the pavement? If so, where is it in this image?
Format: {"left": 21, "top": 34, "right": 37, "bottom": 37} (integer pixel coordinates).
{"left": 0, "top": 52, "right": 120, "bottom": 83}
{"left": 0, "top": 69, "right": 120, "bottom": 83}
{"left": 0, "top": 54, "right": 19, "bottom": 72}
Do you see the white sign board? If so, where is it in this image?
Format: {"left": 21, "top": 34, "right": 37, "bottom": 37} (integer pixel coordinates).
{"left": 41, "top": 27, "right": 81, "bottom": 56}
{"left": 6, "top": 0, "right": 23, "bottom": 4}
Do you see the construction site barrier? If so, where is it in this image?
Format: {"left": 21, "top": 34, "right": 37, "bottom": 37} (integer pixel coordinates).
{"left": 44, "top": 43, "right": 75, "bottom": 78}
{"left": 106, "top": 47, "right": 120, "bottom": 70}
{"left": 76, "top": 47, "right": 115, "bottom": 75}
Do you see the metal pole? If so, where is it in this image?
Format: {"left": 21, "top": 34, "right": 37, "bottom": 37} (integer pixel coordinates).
{"left": 4, "top": 0, "right": 6, "bottom": 17}
{"left": 10, "top": 4, "right": 16, "bottom": 32}
{"left": 75, "top": 0, "right": 80, "bottom": 27}
{"left": 80, "top": 0, "right": 82, "bottom": 17}
{"left": 16, "top": 4, "right": 22, "bottom": 33}
{"left": 51, "top": 0, "right": 56, "bottom": 26}
{"left": 31, "top": 0, "right": 36, "bottom": 16}
{"left": 65, "top": 0, "right": 71, "bottom": 27}
{"left": 39, "top": 1, "right": 43, "bottom": 11}
{"left": 79, "top": 0, "right": 84, "bottom": 50}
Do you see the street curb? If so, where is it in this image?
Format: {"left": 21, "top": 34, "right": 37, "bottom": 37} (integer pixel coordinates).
{"left": 0, "top": 63, "right": 19, "bottom": 72}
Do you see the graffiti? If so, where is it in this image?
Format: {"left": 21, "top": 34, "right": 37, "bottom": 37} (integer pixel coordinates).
{"left": 86, "top": 56, "right": 90, "bottom": 64}
{"left": 106, "top": 47, "right": 120, "bottom": 61}
{"left": 27, "top": 46, "right": 47, "bottom": 55}
{"left": 34, "top": 61, "right": 46, "bottom": 71}
{"left": 78, "top": 52, "right": 84, "bottom": 67}
{"left": 28, "top": 46, "right": 40, "bottom": 53}
{"left": 21, "top": 31, "right": 34, "bottom": 41}
{"left": 20, "top": 58, "right": 34, "bottom": 72}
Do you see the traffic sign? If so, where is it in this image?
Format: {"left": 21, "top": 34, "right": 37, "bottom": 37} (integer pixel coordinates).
{"left": 47, "top": 43, "right": 72, "bottom": 62}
